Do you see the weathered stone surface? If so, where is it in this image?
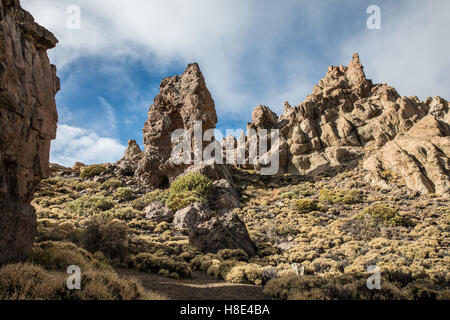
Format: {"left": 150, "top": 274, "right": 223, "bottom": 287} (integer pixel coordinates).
{"left": 173, "top": 202, "right": 214, "bottom": 229}
{"left": 0, "top": 0, "right": 59, "bottom": 263}
{"left": 189, "top": 211, "right": 256, "bottom": 257}
{"left": 246, "top": 53, "right": 449, "bottom": 195}
{"left": 208, "top": 179, "right": 240, "bottom": 213}
{"left": 135, "top": 63, "right": 218, "bottom": 187}
{"left": 144, "top": 201, "right": 174, "bottom": 223}
{"left": 364, "top": 101, "right": 450, "bottom": 195}
{"left": 115, "top": 140, "right": 142, "bottom": 176}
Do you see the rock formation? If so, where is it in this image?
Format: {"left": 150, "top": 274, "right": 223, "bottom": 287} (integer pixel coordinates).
{"left": 135, "top": 63, "right": 218, "bottom": 187}
{"left": 0, "top": 0, "right": 59, "bottom": 263}
{"left": 115, "top": 139, "right": 142, "bottom": 176}
{"left": 248, "top": 54, "right": 449, "bottom": 195}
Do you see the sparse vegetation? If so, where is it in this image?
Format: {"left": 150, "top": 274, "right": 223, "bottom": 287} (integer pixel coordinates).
{"left": 165, "top": 173, "right": 213, "bottom": 210}
{"left": 79, "top": 165, "right": 107, "bottom": 179}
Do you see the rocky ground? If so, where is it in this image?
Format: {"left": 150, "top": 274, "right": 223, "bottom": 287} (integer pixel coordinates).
{"left": 22, "top": 160, "right": 448, "bottom": 300}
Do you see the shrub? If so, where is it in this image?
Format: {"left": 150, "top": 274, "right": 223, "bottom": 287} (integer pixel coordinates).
{"left": 29, "top": 241, "right": 110, "bottom": 272}
{"left": 165, "top": 173, "right": 213, "bottom": 211}
{"left": 293, "top": 199, "right": 318, "bottom": 214}
{"left": 319, "top": 188, "right": 363, "bottom": 204}
{"left": 69, "top": 195, "right": 115, "bottom": 216}
{"left": 36, "top": 220, "right": 81, "bottom": 244}
{"left": 225, "top": 263, "right": 264, "bottom": 285}
{"left": 114, "top": 187, "right": 134, "bottom": 201}
{"left": 80, "top": 165, "right": 107, "bottom": 179}
{"left": 169, "top": 173, "right": 213, "bottom": 195}
{"left": 217, "top": 249, "right": 249, "bottom": 262}
{"left": 131, "top": 253, "right": 192, "bottom": 278}
{"left": 0, "top": 263, "right": 160, "bottom": 300}
{"left": 166, "top": 190, "right": 205, "bottom": 211}
{"left": 131, "top": 190, "right": 167, "bottom": 210}
{"left": 355, "top": 204, "right": 405, "bottom": 227}
{"left": 102, "top": 178, "right": 122, "bottom": 189}
{"left": 80, "top": 216, "right": 129, "bottom": 260}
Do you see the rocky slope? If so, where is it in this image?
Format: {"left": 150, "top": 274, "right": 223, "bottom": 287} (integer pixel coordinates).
{"left": 247, "top": 54, "right": 449, "bottom": 195}
{"left": 0, "top": 0, "right": 59, "bottom": 263}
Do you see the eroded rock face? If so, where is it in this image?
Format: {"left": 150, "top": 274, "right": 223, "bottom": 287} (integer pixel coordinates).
{"left": 115, "top": 140, "right": 142, "bottom": 176}
{"left": 136, "top": 63, "right": 217, "bottom": 187}
{"left": 0, "top": 0, "right": 59, "bottom": 263}
{"left": 248, "top": 54, "right": 449, "bottom": 195}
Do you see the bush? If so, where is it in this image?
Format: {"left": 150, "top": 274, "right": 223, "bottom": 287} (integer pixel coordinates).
{"left": 165, "top": 174, "right": 213, "bottom": 211}
{"left": 319, "top": 188, "right": 364, "bottom": 204}
{"left": 131, "top": 253, "right": 192, "bottom": 278}
{"left": 29, "top": 241, "right": 110, "bottom": 272}
{"left": 80, "top": 216, "right": 129, "bottom": 260}
{"left": 131, "top": 190, "right": 167, "bottom": 210}
{"left": 169, "top": 173, "right": 213, "bottom": 195}
{"left": 0, "top": 263, "right": 160, "bottom": 300}
{"left": 102, "top": 178, "right": 122, "bottom": 189}
{"left": 293, "top": 199, "right": 318, "bottom": 214}
{"left": 355, "top": 204, "right": 405, "bottom": 227}
{"left": 166, "top": 190, "right": 205, "bottom": 211}
{"left": 225, "top": 263, "right": 264, "bottom": 285}
{"left": 80, "top": 165, "right": 107, "bottom": 179}
{"left": 217, "top": 249, "right": 249, "bottom": 262}
{"left": 69, "top": 196, "right": 115, "bottom": 216}
{"left": 115, "top": 187, "right": 134, "bottom": 201}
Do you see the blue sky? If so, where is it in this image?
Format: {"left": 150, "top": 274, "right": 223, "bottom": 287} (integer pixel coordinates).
{"left": 21, "top": 0, "right": 450, "bottom": 166}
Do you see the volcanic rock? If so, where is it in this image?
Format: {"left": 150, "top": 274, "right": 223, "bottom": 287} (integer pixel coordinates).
{"left": 0, "top": 0, "right": 59, "bottom": 263}
{"left": 135, "top": 63, "right": 218, "bottom": 187}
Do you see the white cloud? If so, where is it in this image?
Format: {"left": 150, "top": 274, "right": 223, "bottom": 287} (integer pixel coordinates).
{"left": 50, "top": 124, "right": 126, "bottom": 167}
{"left": 341, "top": 0, "right": 450, "bottom": 100}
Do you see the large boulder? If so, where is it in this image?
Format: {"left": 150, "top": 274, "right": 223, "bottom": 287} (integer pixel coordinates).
{"left": 173, "top": 202, "right": 214, "bottom": 229}
{"left": 135, "top": 63, "right": 218, "bottom": 187}
{"left": 115, "top": 140, "right": 142, "bottom": 176}
{"left": 0, "top": 0, "right": 59, "bottom": 263}
{"left": 144, "top": 202, "right": 174, "bottom": 223}
{"left": 189, "top": 212, "right": 256, "bottom": 257}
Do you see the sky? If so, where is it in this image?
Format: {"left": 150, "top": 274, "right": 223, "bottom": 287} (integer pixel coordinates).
{"left": 21, "top": 0, "right": 450, "bottom": 167}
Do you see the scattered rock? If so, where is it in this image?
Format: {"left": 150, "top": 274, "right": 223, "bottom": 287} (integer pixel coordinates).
{"left": 0, "top": 0, "right": 59, "bottom": 263}
{"left": 145, "top": 202, "right": 174, "bottom": 223}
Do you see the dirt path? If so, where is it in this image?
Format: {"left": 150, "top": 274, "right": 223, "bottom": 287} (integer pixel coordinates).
{"left": 116, "top": 268, "right": 272, "bottom": 300}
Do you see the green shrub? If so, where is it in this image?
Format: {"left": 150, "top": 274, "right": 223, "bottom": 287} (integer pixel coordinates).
{"left": 319, "top": 188, "right": 363, "bottom": 204}
{"left": 80, "top": 165, "right": 107, "bottom": 179}
{"left": 169, "top": 173, "right": 213, "bottom": 195}
{"left": 114, "top": 187, "right": 134, "bottom": 201}
{"left": 102, "top": 178, "right": 122, "bottom": 189}
{"left": 131, "top": 253, "right": 192, "bottom": 278}
{"left": 166, "top": 190, "right": 204, "bottom": 211}
{"left": 355, "top": 204, "right": 405, "bottom": 227}
{"left": 69, "top": 196, "right": 115, "bottom": 216}
{"left": 131, "top": 190, "right": 167, "bottom": 210}
{"left": 293, "top": 199, "right": 318, "bottom": 214}
{"left": 165, "top": 174, "right": 213, "bottom": 211}
{"left": 80, "top": 216, "right": 129, "bottom": 260}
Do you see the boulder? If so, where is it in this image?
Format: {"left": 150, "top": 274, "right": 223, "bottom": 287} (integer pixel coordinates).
{"left": 0, "top": 0, "right": 59, "bottom": 263}
{"left": 189, "top": 212, "right": 256, "bottom": 257}
{"left": 173, "top": 202, "right": 214, "bottom": 229}
{"left": 208, "top": 179, "right": 240, "bottom": 213}
{"left": 145, "top": 202, "right": 174, "bottom": 223}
